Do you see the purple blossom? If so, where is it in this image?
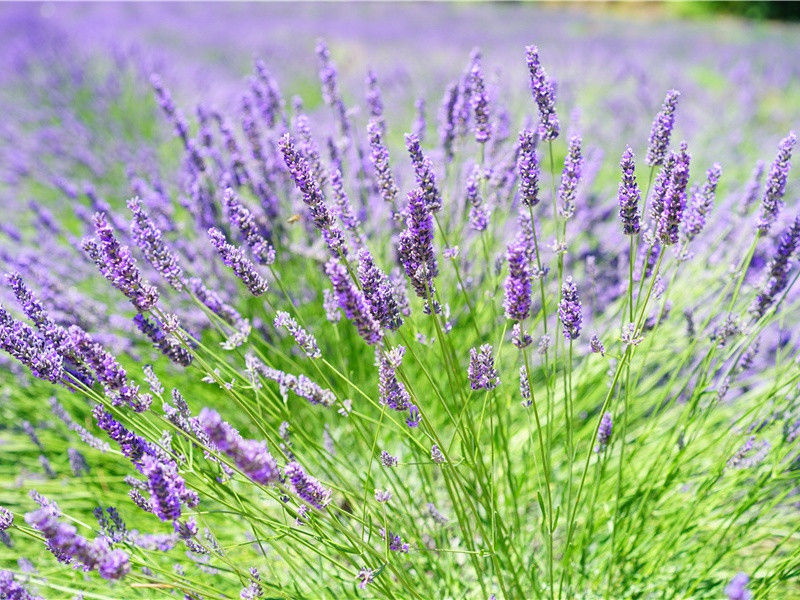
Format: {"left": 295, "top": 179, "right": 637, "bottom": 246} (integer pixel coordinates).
{"left": 645, "top": 90, "right": 680, "bottom": 167}
{"left": 0, "top": 305, "right": 64, "bottom": 384}
{"left": 503, "top": 237, "right": 532, "bottom": 322}
{"left": 397, "top": 189, "right": 438, "bottom": 303}
{"left": 439, "top": 81, "right": 459, "bottom": 163}
{"left": 127, "top": 197, "right": 184, "bottom": 289}
{"left": 656, "top": 142, "right": 691, "bottom": 246}
{"left": 596, "top": 412, "right": 613, "bottom": 452}
{"left": 758, "top": 132, "right": 796, "bottom": 234}
{"left": 750, "top": 216, "right": 800, "bottom": 318}
{"left": 223, "top": 188, "right": 275, "bottom": 265}
{"left": 93, "top": 406, "right": 153, "bottom": 463}
{"left": 558, "top": 276, "right": 582, "bottom": 340}
{"left": 590, "top": 335, "right": 605, "bottom": 356}
{"left": 368, "top": 119, "right": 399, "bottom": 207}
{"left": 133, "top": 314, "right": 193, "bottom": 367}
{"left": 683, "top": 163, "right": 722, "bottom": 241}
{"left": 208, "top": 228, "right": 269, "bottom": 296}
{"left": 517, "top": 129, "right": 540, "bottom": 207}
{"left": 468, "top": 344, "right": 499, "bottom": 390}
{"left": 466, "top": 165, "right": 489, "bottom": 232}
{"left": 254, "top": 362, "right": 337, "bottom": 407}
{"left": 380, "top": 451, "right": 398, "bottom": 467}
{"left": 324, "top": 259, "right": 383, "bottom": 345}
{"left": 0, "top": 569, "right": 42, "bottom": 600}
{"left": 413, "top": 98, "right": 427, "bottom": 143}
{"left": 725, "top": 572, "right": 751, "bottom": 600}
{"left": 525, "top": 45, "right": 559, "bottom": 141}
{"left": 83, "top": 212, "right": 159, "bottom": 311}
{"left": 377, "top": 347, "right": 410, "bottom": 411}
{"left": 618, "top": 146, "right": 641, "bottom": 235}
{"left": 558, "top": 135, "right": 583, "bottom": 219}
{"left": 329, "top": 169, "right": 361, "bottom": 235}
{"left": 365, "top": 69, "right": 384, "bottom": 132}
{"left": 470, "top": 61, "right": 490, "bottom": 144}
{"left": 274, "top": 311, "right": 321, "bottom": 358}
{"left": 357, "top": 248, "right": 403, "bottom": 331}
{"left": 284, "top": 461, "right": 332, "bottom": 510}
{"left": 431, "top": 444, "right": 446, "bottom": 464}
{"left": 0, "top": 507, "right": 12, "bottom": 531}
{"left": 405, "top": 134, "right": 441, "bottom": 212}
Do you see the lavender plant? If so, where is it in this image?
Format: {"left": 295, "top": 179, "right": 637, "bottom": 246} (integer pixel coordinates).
{"left": 0, "top": 6, "right": 799, "bottom": 600}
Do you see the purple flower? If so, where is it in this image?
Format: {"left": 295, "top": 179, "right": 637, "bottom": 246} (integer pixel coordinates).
{"left": 758, "top": 132, "right": 796, "bottom": 234}
{"left": 517, "top": 129, "right": 540, "bottom": 207}
{"left": 377, "top": 347, "right": 410, "bottom": 411}
{"left": 656, "top": 142, "right": 691, "bottom": 246}
{"left": 397, "top": 189, "right": 438, "bottom": 304}
{"left": 431, "top": 444, "right": 446, "bottom": 464}
{"left": 368, "top": 119, "right": 399, "bottom": 207}
{"left": 596, "top": 412, "right": 613, "bottom": 452}
{"left": 133, "top": 314, "right": 193, "bottom": 367}
{"left": 0, "top": 569, "right": 42, "bottom": 599}
{"left": 329, "top": 168, "right": 361, "bottom": 235}
{"left": 380, "top": 451, "right": 398, "bottom": 467}
{"left": 0, "top": 305, "right": 64, "bottom": 384}
{"left": 127, "top": 197, "right": 184, "bottom": 289}
{"left": 316, "top": 40, "right": 350, "bottom": 141}
{"left": 683, "top": 163, "right": 722, "bottom": 241}
{"left": 223, "top": 188, "right": 275, "bottom": 265}
{"left": 465, "top": 165, "right": 489, "bottom": 232}
{"left": 558, "top": 135, "right": 583, "bottom": 219}
{"left": 93, "top": 406, "right": 153, "bottom": 463}
{"left": 525, "top": 45, "right": 559, "bottom": 141}
{"left": 511, "top": 323, "right": 532, "bottom": 348}
{"left": 645, "top": 90, "right": 680, "bottom": 167}
{"left": 325, "top": 259, "right": 383, "bottom": 345}
{"left": 558, "top": 276, "right": 582, "bottom": 340}
{"left": 439, "top": 81, "right": 459, "bottom": 163}
{"left": 618, "top": 146, "right": 641, "bottom": 235}
{"left": 750, "top": 215, "right": 800, "bottom": 318}
{"left": 590, "top": 335, "right": 605, "bottom": 356}
{"left": 503, "top": 237, "right": 532, "bottom": 322}
{"left": 468, "top": 344, "right": 500, "bottom": 390}
{"left": 279, "top": 133, "right": 347, "bottom": 256}
{"left": 365, "top": 69, "right": 384, "bottom": 132}
{"left": 254, "top": 362, "right": 337, "bottom": 407}
{"left": 83, "top": 212, "right": 159, "bottom": 311}
{"left": 274, "top": 311, "right": 321, "bottom": 358}
{"left": 470, "top": 61, "right": 490, "bottom": 144}
{"left": 357, "top": 248, "right": 403, "bottom": 331}
{"left": 284, "top": 461, "right": 332, "bottom": 510}
{"left": 405, "top": 134, "right": 442, "bottom": 212}
{"left": 0, "top": 507, "right": 12, "bottom": 531}
{"left": 725, "top": 572, "right": 751, "bottom": 600}
{"left": 208, "top": 228, "right": 269, "bottom": 296}
{"left": 741, "top": 161, "right": 764, "bottom": 214}
{"left": 141, "top": 454, "right": 183, "bottom": 522}
{"left": 413, "top": 98, "right": 427, "bottom": 143}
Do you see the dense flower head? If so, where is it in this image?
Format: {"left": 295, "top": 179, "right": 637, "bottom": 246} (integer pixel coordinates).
{"left": 208, "top": 228, "right": 269, "bottom": 296}
{"left": 558, "top": 134, "right": 583, "bottom": 219}
{"left": 656, "top": 141, "right": 691, "bottom": 245}
{"left": 750, "top": 215, "right": 800, "bottom": 318}
{"left": 439, "top": 81, "right": 459, "bottom": 162}
{"left": 405, "top": 134, "right": 442, "bottom": 212}
{"left": 127, "top": 197, "right": 185, "bottom": 289}
{"left": 525, "top": 45, "right": 559, "bottom": 140}
{"left": 558, "top": 276, "right": 582, "bottom": 340}
{"left": 618, "top": 146, "right": 641, "bottom": 235}
{"left": 503, "top": 237, "right": 532, "bottom": 322}
{"left": 274, "top": 311, "right": 321, "bottom": 358}
{"left": 357, "top": 248, "right": 403, "bottom": 331}
{"left": 397, "top": 189, "right": 438, "bottom": 304}
{"left": 757, "top": 131, "right": 796, "bottom": 234}
{"left": 0, "top": 569, "right": 43, "bottom": 599}
{"left": 468, "top": 344, "right": 499, "bottom": 390}
{"left": 133, "top": 313, "right": 193, "bottom": 367}
{"left": 368, "top": 119, "right": 400, "bottom": 207}
{"left": 0, "top": 305, "right": 64, "bottom": 384}
{"left": 646, "top": 89, "right": 680, "bottom": 166}
{"left": 284, "top": 461, "right": 332, "bottom": 510}
{"left": 376, "top": 347, "right": 411, "bottom": 411}
{"left": 725, "top": 572, "right": 751, "bottom": 600}
{"left": 595, "top": 412, "right": 613, "bottom": 452}
{"left": 365, "top": 69, "right": 384, "bottom": 129}
{"left": 83, "top": 212, "right": 159, "bottom": 311}
{"left": 470, "top": 60, "right": 490, "bottom": 144}
{"left": 223, "top": 188, "right": 276, "bottom": 265}
{"left": 683, "top": 163, "right": 722, "bottom": 241}
{"left": 324, "top": 259, "right": 383, "bottom": 345}
{"left": 517, "top": 128, "right": 540, "bottom": 207}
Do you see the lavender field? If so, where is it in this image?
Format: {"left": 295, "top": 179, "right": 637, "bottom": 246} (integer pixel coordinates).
{"left": 1, "top": 3, "right": 800, "bottom": 599}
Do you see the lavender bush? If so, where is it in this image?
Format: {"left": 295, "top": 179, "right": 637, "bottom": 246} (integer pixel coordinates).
{"left": 0, "top": 4, "right": 799, "bottom": 599}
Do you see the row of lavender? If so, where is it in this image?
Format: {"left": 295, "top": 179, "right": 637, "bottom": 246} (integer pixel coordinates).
{"left": 1, "top": 6, "right": 799, "bottom": 600}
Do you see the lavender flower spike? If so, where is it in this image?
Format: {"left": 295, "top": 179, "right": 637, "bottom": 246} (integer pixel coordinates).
{"left": 208, "top": 228, "right": 269, "bottom": 296}
{"left": 405, "top": 134, "right": 442, "bottom": 212}
{"left": 645, "top": 89, "right": 680, "bottom": 167}
{"left": 750, "top": 215, "right": 800, "bottom": 318}
{"left": 517, "top": 129, "right": 540, "bottom": 207}
{"left": 757, "top": 131, "right": 796, "bottom": 234}
{"left": 618, "top": 146, "right": 641, "bottom": 235}
{"left": 656, "top": 142, "right": 691, "bottom": 246}
{"left": 503, "top": 237, "right": 532, "bottom": 322}
{"left": 470, "top": 60, "right": 490, "bottom": 144}
{"left": 127, "top": 197, "right": 184, "bottom": 289}
{"left": 83, "top": 212, "right": 159, "bottom": 311}
{"left": 325, "top": 259, "right": 383, "bottom": 345}
{"left": 368, "top": 119, "right": 399, "bottom": 207}
{"left": 0, "top": 569, "right": 43, "bottom": 600}
{"left": 274, "top": 311, "right": 321, "bottom": 358}
{"left": 357, "top": 248, "right": 403, "bottom": 331}
{"left": 725, "top": 573, "right": 751, "bottom": 600}
{"left": 466, "top": 164, "right": 489, "bottom": 232}
{"left": 558, "top": 134, "right": 583, "bottom": 219}
{"left": 0, "top": 305, "right": 64, "bottom": 384}
{"left": 468, "top": 344, "right": 500, "bottom": 390}
{"left": 683, "top": 163, "right": 722, "bottom": 241}
{"left": 284, "top": 461, "right": 332, "bottom": 510}
{"left": 525, "top": 45, "right": 559, "bottom": 141}
{"left": 558, "top": 276, "right": 582, "bottom": 340}
{"left": 397, "top": 189, "right": 438, "bottom": 304}
{"left": 223, "top": 188, "right": 276, "bottom": 265}
{"left": 595, "top": 412, "right": 613, "bottom": 452}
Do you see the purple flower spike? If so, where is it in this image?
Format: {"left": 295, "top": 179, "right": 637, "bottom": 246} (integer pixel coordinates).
{"left": 84, "top": 212, "right": 159, "bottom": 311}
{"left": 368, "top": 119, "right": 399, "bottom": 207}
{"left": 504, "top": 237, "right": 532, "bottom": 322}
{"left": 208, "top": 228, "right": 269, "bottom": 296}
{"left": 558, "top": 134, "right": 583, "bottom": 219}
{"left": 324, "top": 259, "right": 383, "bottom": 345}
{"left": 274, "top": 311, "right": 321, "bottom": 358}
{"left": 468, "top": 344, "right": 500, "bottom": 390}
{"left": 595, "top": 412, "right": 613, "bottom": 452}
{"left": 377, "top": 347, "right": 410, "bottom": 411}
{"left": 141, "top": 454, "right": 182, "bottom": 522}
{"left": 127, "top": 197, "right": 184, "bottom": 290}
{"left": 525, "top": 45, "right": 560, "bottom": 141}
{"left": 0, "top": 569, "right": 43, "bottom": 599}
{"left": 439, "top": 81, "right": 459, "bottom": 163}
{"left": 656, "top": 142, "right": 691, "bottom": 246}
{"left": 750, "top": 215, "right": 800, "bottom": 318}
{"left": 517, "top": 129, "right": 540, "bottom": 207}
{"left": 467, "top": 164, "right": 489, "bottom": 232}
{"left": 558, "top": 276, "right": 582, "bottom": 340}
{"left": 618, "top": 146, "right": 641, "bottom": 235}
{"left": 758, "top": 132, "right": 796, "bottom": 234}
{"left": 397, "top": 189, "right": 438, "bottom": 304}
{"left": 357, "top": 248, "right": 403, "bottom": 330}
{"left": 223, "top": 188, "right": 275, "bottom": 265}
{"left": 133, "top": 313, "right": 193, "bottom": 367}
{"left": 405, "top": 134, "right": 442, "bottom": 212}
{"left": 0, "top": 305, "right": 64, "bottom": 384}
{"left": 470, "top": 61, "right": 490, "bottom": 144}
{"left": 646, "top": 90, "right": 680, "bottom": 167}
{"left": 284, "top": 461, "right": 332, "bottom": 510}
{"left": 683, "top": 163, "right": 722, "bottom": 241}
{"left": 725, "top": 572, "right": 751, "bottom": 600}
